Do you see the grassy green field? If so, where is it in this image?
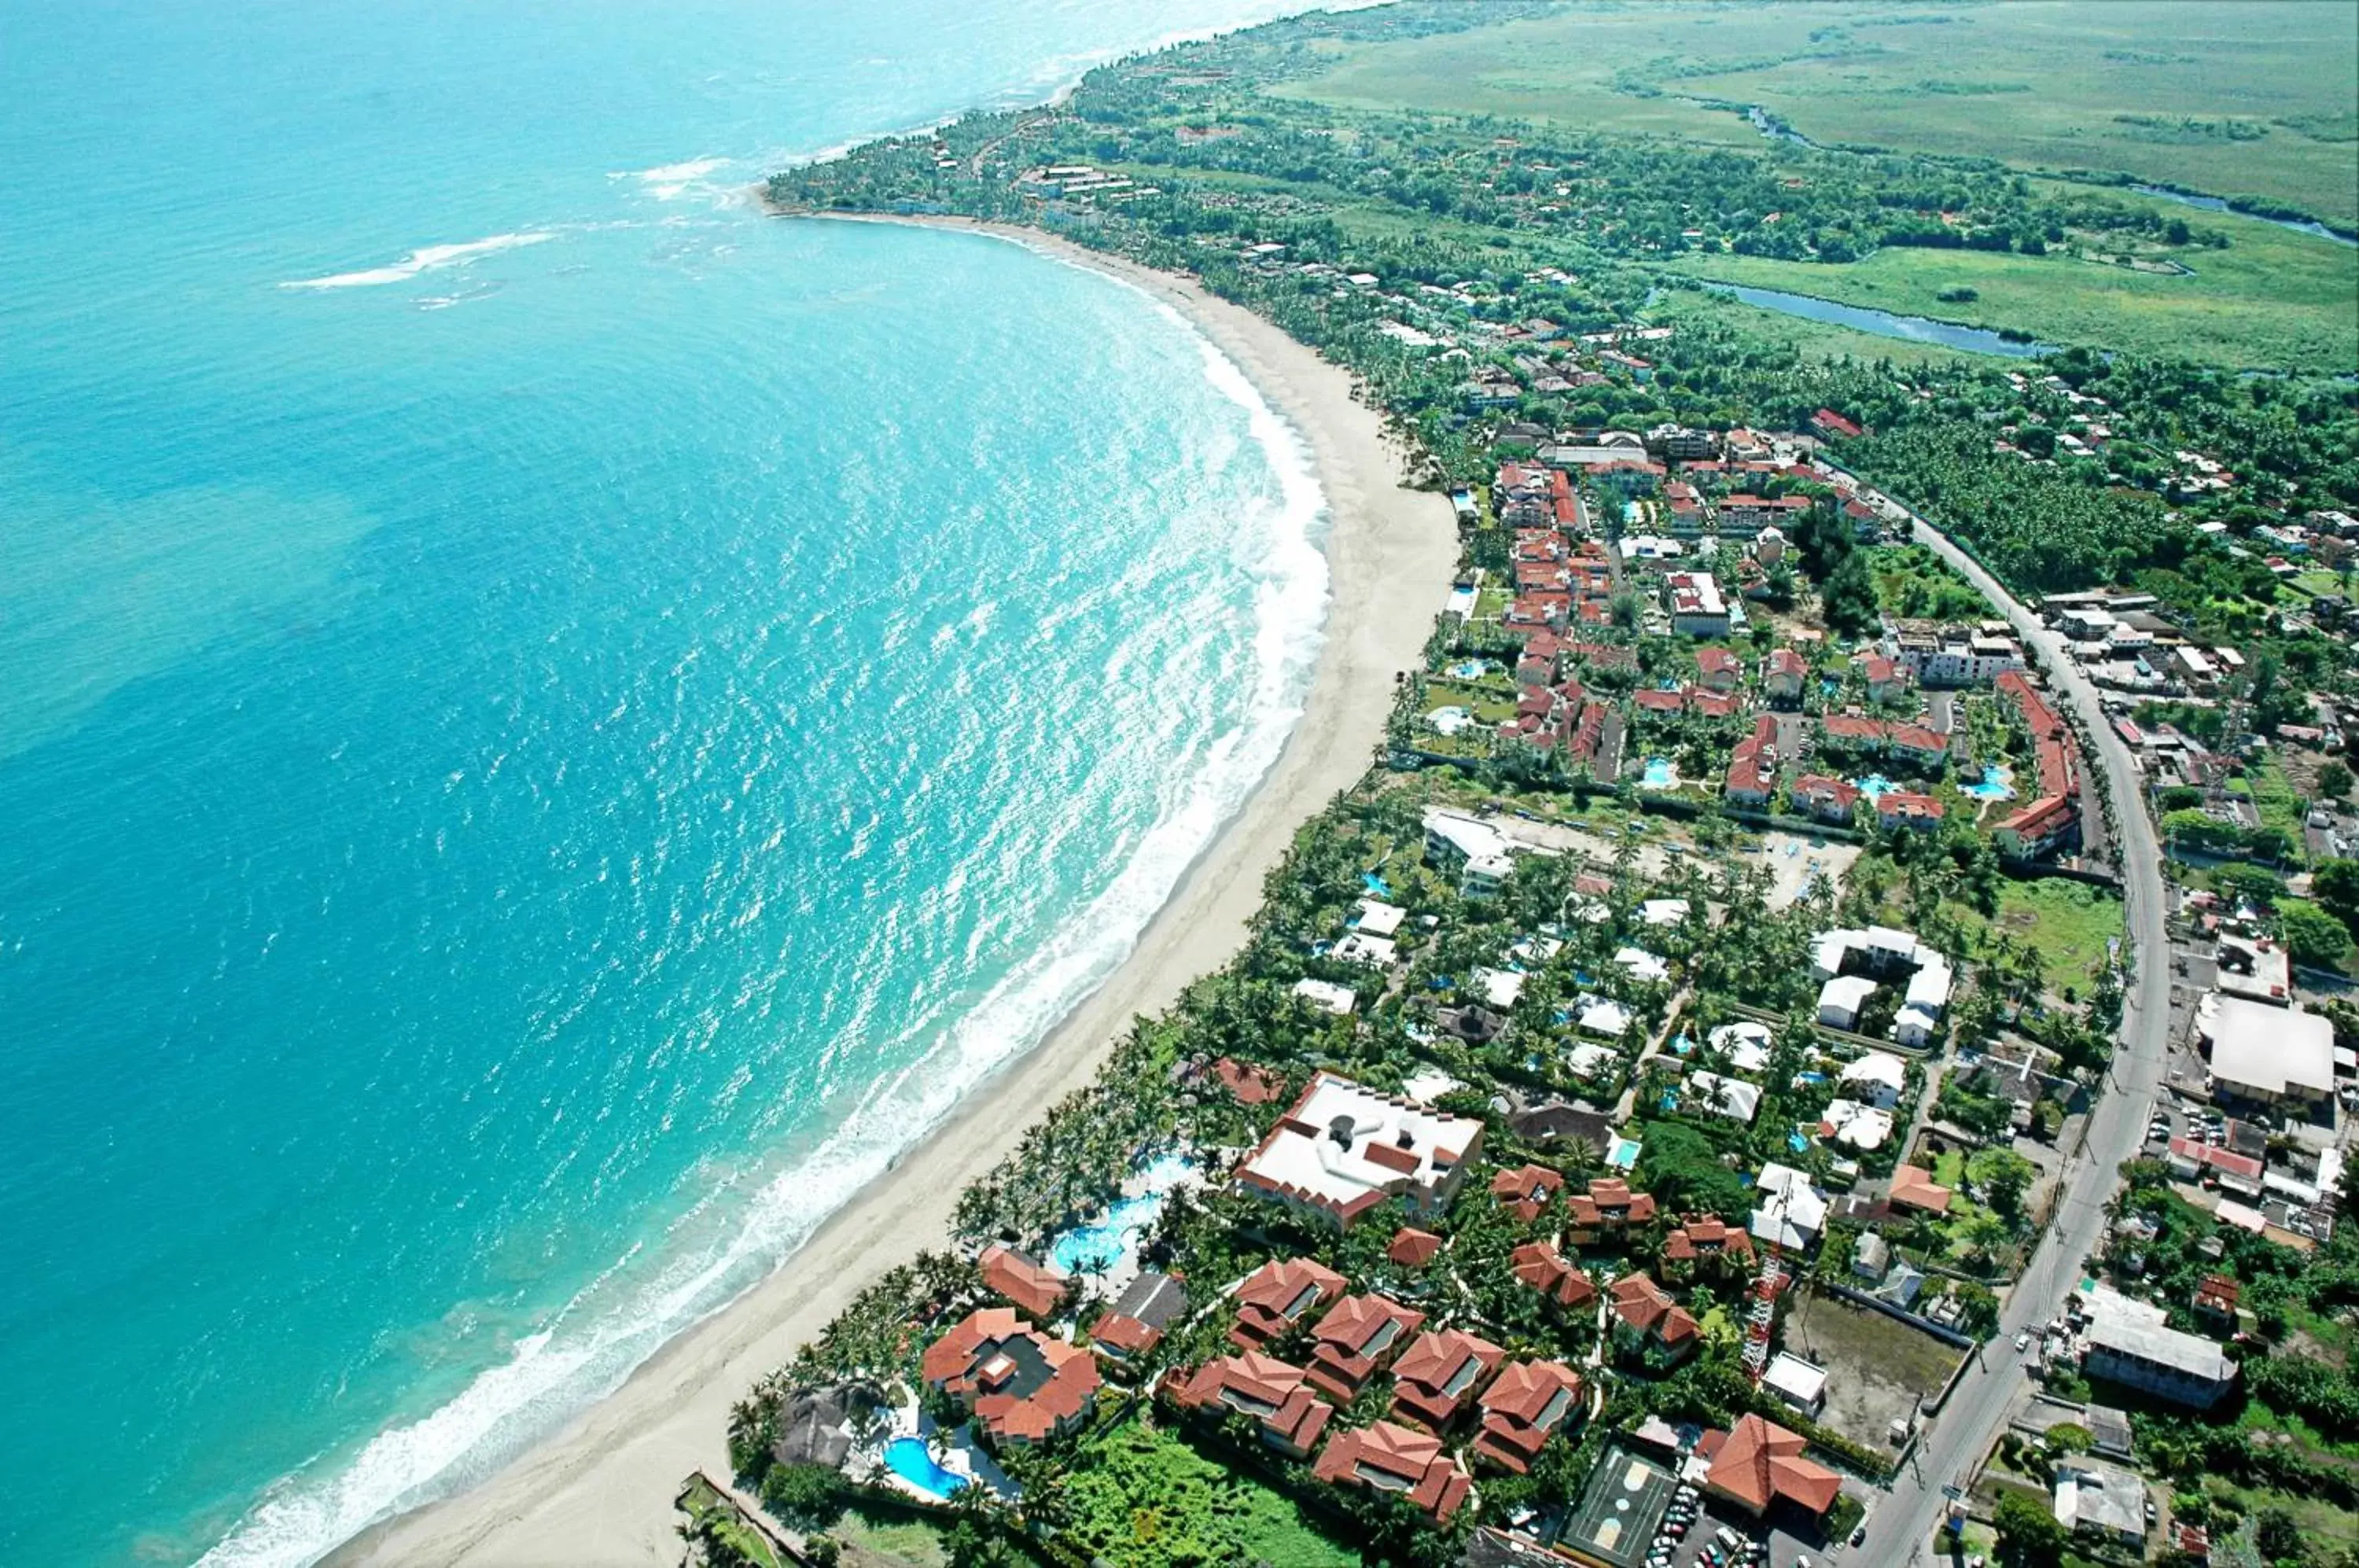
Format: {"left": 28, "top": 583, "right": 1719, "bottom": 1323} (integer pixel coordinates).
{"left": 1669, "top": 198, "right": 2358, "bottom": 370}
{"left": 1057, "top": 1420, "right": 1357, "bottom": 1568}
{"left": 1956, "top": 878, "right": 2124, "bottom": 988}
{"left": 1286, "top": 2, "right": 2359, "bottom": 231}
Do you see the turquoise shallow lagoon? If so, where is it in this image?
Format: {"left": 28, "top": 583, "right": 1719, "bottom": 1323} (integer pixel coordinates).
{"left": 0, "top": 2, "right": 1327, "bottom": 1562}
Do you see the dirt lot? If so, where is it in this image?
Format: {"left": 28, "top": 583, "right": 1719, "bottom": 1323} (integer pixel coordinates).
{"left": 1782, "top": 1289, "right": 1967, "bottom": 1452}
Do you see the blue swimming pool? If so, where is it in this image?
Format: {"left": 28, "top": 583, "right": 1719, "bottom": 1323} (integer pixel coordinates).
{"left": 885, "top": 1437, "right": 967, "bottom": 1500}
{"left": 1606, "top": 1136, "right": 1643, "bottom": 1171}
{"left": 1047, "top": 1153, "right": 1191, "bottom": 1275}
{"left": 1642, "top": 756, "right": 1676, "bottom": 789}
{"left": 1960, "top": 764, "right": 2015, "bottom": 802}
{"left": 1365, "top": 871, "right": 1392, "bottom": 895}
{"left": 1852, "top": 774, "right": 1897, "bottom": 801}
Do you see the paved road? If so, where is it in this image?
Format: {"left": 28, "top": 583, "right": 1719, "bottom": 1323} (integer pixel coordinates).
{"left": 1860, "top": 519, "right": 2174, "bottom": 1562}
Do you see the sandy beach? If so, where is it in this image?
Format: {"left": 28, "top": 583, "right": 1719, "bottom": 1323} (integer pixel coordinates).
{"left": 329, "top": 215, "right": 1455, "bottom": 1568}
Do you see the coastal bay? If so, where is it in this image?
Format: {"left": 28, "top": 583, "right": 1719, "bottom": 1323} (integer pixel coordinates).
{"left": 328, "top": 220, "right": 1456, "bottom": 1567}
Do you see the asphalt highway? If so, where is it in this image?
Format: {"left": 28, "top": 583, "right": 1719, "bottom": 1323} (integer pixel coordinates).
{"left": 1859, "top": 519, "right": 2174, "bottom": 1562}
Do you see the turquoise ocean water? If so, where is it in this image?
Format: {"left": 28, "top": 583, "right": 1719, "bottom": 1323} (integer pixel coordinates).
{"left": 0, "top": 2, "right": 1334, "bottom": 1562}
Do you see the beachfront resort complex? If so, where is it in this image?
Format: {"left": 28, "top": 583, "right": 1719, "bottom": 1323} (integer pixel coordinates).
{"left": 690, "top": 7, "right": 2359, "bottom": 1568}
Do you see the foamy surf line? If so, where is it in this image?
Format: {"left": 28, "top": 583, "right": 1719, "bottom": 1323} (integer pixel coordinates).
{"left": 194, "top": 290, "right": 1332, "bottom": 1568}
{"left": 278, "top": 232, "right": 556, "bottom": 290}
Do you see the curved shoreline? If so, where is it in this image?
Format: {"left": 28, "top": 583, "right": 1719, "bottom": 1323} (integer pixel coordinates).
{"left": 326, "top": 215, "right": 1456, "bottom": 1567}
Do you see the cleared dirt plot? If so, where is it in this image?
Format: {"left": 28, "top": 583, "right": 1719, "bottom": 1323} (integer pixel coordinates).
{"left": 1781, "top": 1289, "right": 1967, "bottom": 1452}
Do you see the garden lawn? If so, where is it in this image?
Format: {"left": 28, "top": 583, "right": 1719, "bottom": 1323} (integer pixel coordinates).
{"left": 1057, "top": 1419, "right": 1357, "bottom": 1568}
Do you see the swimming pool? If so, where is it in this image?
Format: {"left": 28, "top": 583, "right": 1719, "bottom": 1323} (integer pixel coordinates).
{"left": 1427, "top": 705, "right": 1474, "bottom": 736}
{"left": 1851, "top": 774, "right": 1897, "bottom": 801}
{"left": 1047, "top": 1153, "right": 1191, "bottom": 1275}
{"left": 1960, "top": 764, "right": 2015, "bottom": 802}
{"left": 1641, "top": 756, "right": 1677, "bottom": 789}
{"left": 1606, "top": 1136, "right": 1643, "bottom": 1171}
{"left": 1448, "top": 660, "right": 1490, "bottom": 679}
{"left": 884, "top": 1437, "right": 968, "bottom": 1500}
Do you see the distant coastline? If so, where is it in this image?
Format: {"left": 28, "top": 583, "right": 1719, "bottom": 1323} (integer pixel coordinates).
{"left": 326, "top": 203, "right": 1456, "bottom": 1567}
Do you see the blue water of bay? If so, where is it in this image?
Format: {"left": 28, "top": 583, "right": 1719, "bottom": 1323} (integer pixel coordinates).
{"left": 0, "top": 1, "right": 1330, "bottom": 1562}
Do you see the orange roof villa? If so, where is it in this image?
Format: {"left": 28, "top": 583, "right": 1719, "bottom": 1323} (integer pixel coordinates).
{"left": 1229, "top": 1257, "right": 1347, "bottom": 1350}
{"left": 1511, "top": 1240, "right": 1596, "bottom": 1311}
{"left": 1234, "top": 1071, "right": 1482, "bottom": 1227}
{"left": 1703, "top": 1413, "right": 1842, "bottom": 1518}
{"left": 1312, "top": 1422, "right": 1474, "bottom": 1524}
{"left": 1389, "top": 1327, "right": 1506, "bottom": 1432}
{"left": 1166, "top": 1352, "right": 1335, "bottom": 1458}
{"left": 920, "top": 1306, "right": 1101, "bottom": 1446}
{"left": 1305, "top": 1294, "right": 1426, "bottom": 1401}
{"left": 977, "top": 1243, "right": 1069, "bottom": 1320}
{"left": 1490, "top": 1163, "right": 1565, "bottom": 1222}
{"left": 1610, "top": 1273, "right": 1699, "bottom": 1351}
{"left": 1472, "top": 1360, "right": 1586, "bottom": 1474}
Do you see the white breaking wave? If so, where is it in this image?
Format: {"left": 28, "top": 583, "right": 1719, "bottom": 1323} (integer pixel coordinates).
{"left": 617, "top": 155, "right": 735, "bottom": 201}
{"left": 279, "top": 232, "right": 556, "bottom": 290}
{"left": 201, "top": 193, "right": 1333, "bottom": 1568}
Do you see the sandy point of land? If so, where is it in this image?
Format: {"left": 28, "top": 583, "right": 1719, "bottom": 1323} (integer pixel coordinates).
{"left": 329, "top": 212, "right": 1454, "bottom": 1568}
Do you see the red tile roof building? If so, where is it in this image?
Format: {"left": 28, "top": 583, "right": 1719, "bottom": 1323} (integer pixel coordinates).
{"left": 1491, "top": 1163, "right": 1566, "bottom": 1222}
{"left": 1471, "top": 1360, "right": 1586, "bottom": 1474}
{"left": 1166, "top": 1353, "right": 1335, "bottom": 1458}
{"left": 1389, "top": 1226, "right": 1445, "bottom": 1270}
{"left": 1724, "top": 712, "right": 1780, "bottom": 808}
{"left": 1663, "top": 1215, "right": 1756, "bottom": 1268}
{"left": 1511, "top": 1240, "right": 1597, "bottom": 1312}
{"left": 1229, "top": 1257, "right": 1348, "bottom": 1350}
{"left": 1877, "top": 790, "right": 1945, "bottom": 830}
{"left": 1704, "top": 1413, "right": 1842, "bottom": 1517}
{"left": 978, "top": 1244, "right": 1069, "bottom": 1320}
{"left": 1389, "top": 1327, "right": 1507, "bottom": 1432}
{"left": 1312, "top": 1422, "right": 1474, "bottom": 1524}
{"left": 1565, "top": 1178, "right": 1658, "bottom": 1241}
{"left": 1790, "top": 773, "right": 1861, "bottom": 826}
{"left": 1889, "top": 1163, "right": 1953, "bottom": 1215}
{"left": 1227, "top": 1254, "right": 1359, "bottom": 1349}
{"left": 1609, "top": 1273, "right": 1699, "bottom": 1351}
{"left": 921, "top": 1307, "right": 1101, "bottom": 1446}
{"left": 1211, "top": 1055, "right": 1284, "bottom": 1106}
{"left": 1305, "top": 1294, "right": 1427, "bottom": 1401}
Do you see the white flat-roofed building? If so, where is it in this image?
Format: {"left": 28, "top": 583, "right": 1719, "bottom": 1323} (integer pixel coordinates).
{"left": 2080, "top": 1286, "right": 2237, "bottom": 1410}
{"left": 1817, "top": 975, "right": 1878, "bottom": 1030}
{"left": 1294, "top": 978, "right": 1360, "bottom": 1015}
{"left": 1352, "top": 899, "right": 1408, "bottom": 937}
{"left": 2214, "top": 934, "right": 2291, "bottom": 1006}
{"left": 2196, "top": 993, "right": 2335, "bottom": 1106}
{"left": 1640, "top": 899, "right": 1690, "bottom": 927}
{"left": 1894, "top": 1001, "right": 1941, "bottom": 1049}
{"left": 2053, "top": 1459, "right": 2146, "bottom": 1547}
{"left": 1810, "top": 930, "right": 1861, "bottom": 981}
{"left": 1819, "top": 1099, "right": 1893, "bottom": 1150}
{"left": 1686, "top": 1071, "right": 1761, "bottom": 1124}
{"left": 1838, "top": 1051, "right": 1908, "bottom": 1109}
{"left": 1235, "top": 1071, "right": 1483, "bottom": 1228}
{"left": 1333, "top": 933, "right": 1398, "bottom": 967}
{"left": 1904, "top": 952, "right": 1953, "bottom": 1013}
{"left": 1574, "top": 997, "right": 1632, "bottom": 1039}
{"left": 1763, "top": 1353, "right": 1827, "bottom": 1417}
{"left": 1423, "top": 810, "right": 1517, "bottom": 898}
{"left": 1710, "top": 1021, "right": 1775, "bottom": 1074}
{"left": 1615, "top": 948, "right": 1672, "bottom": 985}
{"left": 1474, "top": 967, "right": 1525, "bottom": 1010}
{"left": 1568, "top": 1041, "right": 1623, "bottom": 1079}
{"left": 1750, "top": 1162, "right": 1827, "bottom": 1250}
